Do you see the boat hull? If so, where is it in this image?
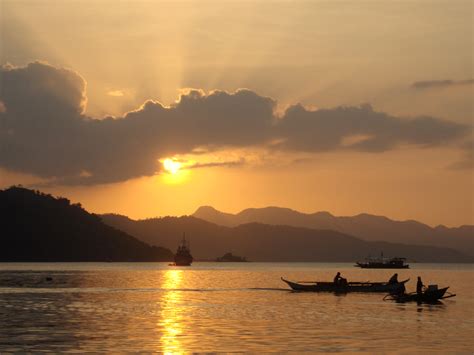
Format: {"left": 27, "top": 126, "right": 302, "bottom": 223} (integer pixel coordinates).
{"left": 281, "top": 278, "right": 408, "bottom": 293}
{"left": 173, "top": 255, "right": 193, "bottom": 266}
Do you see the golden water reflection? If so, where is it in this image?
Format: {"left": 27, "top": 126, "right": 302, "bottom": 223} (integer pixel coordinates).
{"left": 159, "top": 269, "right": 184, "bottom": 354}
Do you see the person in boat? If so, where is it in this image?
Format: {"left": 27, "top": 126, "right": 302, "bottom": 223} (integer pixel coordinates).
{"left": 416, "top": 276, "right": 424, "bottom": 296}
{"left": 388, "top": 273, "right": 398, "bottom": 284}
{"left": 388, "top": 273, "right": 406, "bottom": 295}
{"left": 333, "top": 272, "right": 347, "bottom": 286}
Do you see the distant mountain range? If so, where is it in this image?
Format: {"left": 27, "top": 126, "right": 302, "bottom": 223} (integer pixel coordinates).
{"left": 101, "top": 214, "right": 472, "bottom": 262}
{"left": 0, "top": 187, "right": 173, "bottom": 261}
{"left": 193, "top": 206, "right": 474, "bottom": 257}
{"left": 3, "top": 186, "right": 471, "bottom": 263}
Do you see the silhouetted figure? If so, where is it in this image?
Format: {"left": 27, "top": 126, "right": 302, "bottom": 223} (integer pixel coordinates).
{"left": 416, "top": 276, "right": 424, "bottom": 296}
{"left": 399, "top": 282, "right": 406, "bottom": 295}
{"left": 388, "top": 273, "right": 398, "bottom": 284}
{"left": 391, "top": 274, "right": 406, "bottom": 295}
{"left": 333, "top": 272, "right": 347, "bottom": 286}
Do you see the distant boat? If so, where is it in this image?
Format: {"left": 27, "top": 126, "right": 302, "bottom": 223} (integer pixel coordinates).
{"left": 281, "top": 277, "right": 409, "bottom": 293}
{"left": 216, "top": 252, "right": 248, "bottom": 262}
{"left": 173, "top": 233, "right": 193, "bottom": 266}
{"left": 355, "top": 252, "right": 409, "bottom": 269}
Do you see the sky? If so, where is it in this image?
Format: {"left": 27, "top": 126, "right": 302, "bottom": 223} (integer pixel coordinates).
{"left": 0, "top": 0, "right": 473, "bottom": 226}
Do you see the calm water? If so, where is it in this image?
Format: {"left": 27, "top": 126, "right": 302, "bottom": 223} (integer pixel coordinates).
{"left": 0, "top": 263, "right": 472, "bottom": 353}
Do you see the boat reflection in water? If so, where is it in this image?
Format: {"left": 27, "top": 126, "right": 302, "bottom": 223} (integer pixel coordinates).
{"left": 159, "top": 269, "right": 184, "bottom": 354}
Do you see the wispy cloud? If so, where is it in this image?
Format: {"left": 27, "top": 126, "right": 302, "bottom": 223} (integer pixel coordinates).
{"left": 185, "top": 159, "right": 246, "bottom": 170}
{"left": 411, "top": 79, "right": 474, "bottom": 90}
{"left": 107, "top": 90, "right": 125, "bottom": 97}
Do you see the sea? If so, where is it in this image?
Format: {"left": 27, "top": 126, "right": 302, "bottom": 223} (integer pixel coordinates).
{"left": 0, "top": 262, "right": 472, "bottom": 353}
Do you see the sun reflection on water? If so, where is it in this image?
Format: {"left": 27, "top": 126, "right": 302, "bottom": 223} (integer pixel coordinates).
{"left": 159, "top": 269, "right": 184, "bottom": 354}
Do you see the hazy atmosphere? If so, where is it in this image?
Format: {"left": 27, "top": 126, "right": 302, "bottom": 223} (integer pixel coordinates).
{"left": 1, "top": 0, "right": 473, "bottom": 226}
{"left": 1, "top": 1, "right": 473, "bottom": 353}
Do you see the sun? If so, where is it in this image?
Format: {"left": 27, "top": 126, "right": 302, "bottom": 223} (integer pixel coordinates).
{"left": 160, "top": 157, "right": 190, "bottom": 185}
{"left": 163, "top": 158, "right": 181, "bottom": 175}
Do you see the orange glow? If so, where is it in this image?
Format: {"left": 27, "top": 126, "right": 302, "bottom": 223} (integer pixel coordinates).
{"left": 1, "top": 1, "right": 471, "bottom": 227}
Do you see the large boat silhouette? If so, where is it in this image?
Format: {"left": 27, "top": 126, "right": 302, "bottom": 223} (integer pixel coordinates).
{"left": 173, "top": 233, "right": 193, "bottom": 266}
{"left": 355, "top": 252, "right": 409, "bottom": 269}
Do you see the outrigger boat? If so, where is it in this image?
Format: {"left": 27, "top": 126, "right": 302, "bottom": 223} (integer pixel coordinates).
{"left": 281, "top": 277, "right": 409, "bottom": 293}
{"left": 384, "top": 285, "right": 456, "bottom": 303}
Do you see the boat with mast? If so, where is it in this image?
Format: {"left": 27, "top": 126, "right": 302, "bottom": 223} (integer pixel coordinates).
{"left": 173, "top": 233, "right": 193, "bottom": 266}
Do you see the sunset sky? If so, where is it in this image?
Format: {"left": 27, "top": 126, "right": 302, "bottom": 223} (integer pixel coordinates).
{"left": 1, "top": 0, "right": 472, "bottom": 226}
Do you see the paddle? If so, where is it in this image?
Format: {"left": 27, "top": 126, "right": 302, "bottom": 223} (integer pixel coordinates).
{"left": 441, "top": 293, "right": 456, "bottom": 299}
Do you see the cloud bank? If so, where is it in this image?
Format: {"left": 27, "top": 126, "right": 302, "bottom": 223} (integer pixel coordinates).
{"left": 0, "top": 62, "right": 471, "bottom": 185}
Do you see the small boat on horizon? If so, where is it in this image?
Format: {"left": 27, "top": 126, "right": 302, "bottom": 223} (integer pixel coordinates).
{"left": 355, "top": 252, "right": 409, "bottom": 269}
{"left": 171, "top": 233, "right": 193, "bottom": 266}
{"left": 281, "top": 277, "right": 409, "bottom": 293}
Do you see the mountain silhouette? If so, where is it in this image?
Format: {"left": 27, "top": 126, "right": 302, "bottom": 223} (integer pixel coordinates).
{"left": 101, "top": 214, "right": 472, "bottom": 262}
{"left": 0, "top": 187, "right": 173, "bottom": 261}
{"left": 193, "top": 206, "right": 474, "bottom": 257}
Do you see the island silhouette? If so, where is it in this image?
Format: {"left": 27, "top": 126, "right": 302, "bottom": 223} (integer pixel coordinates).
{"left": 0, "top": 187, "right": 173, "bottom": 261}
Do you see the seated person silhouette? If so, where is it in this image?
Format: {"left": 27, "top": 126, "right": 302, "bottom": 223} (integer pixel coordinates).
{"left": 333, "top": 272, "right": 347, "bottom": 286}
{"left": 388, "top": 273, "right": 398, "bottom": 284}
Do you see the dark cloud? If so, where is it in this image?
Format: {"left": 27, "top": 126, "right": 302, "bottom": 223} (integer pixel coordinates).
{"left": 411, "top": 79, "right": 474, "bottom": 90}
{"left": 274, "top": 103, "right": 467, "bottom": 153}
{"left": 0, "top": 62, "right": 274, "bottom": 184}
{"left": 0, "top": 62, "right": 471, "bottom": 185}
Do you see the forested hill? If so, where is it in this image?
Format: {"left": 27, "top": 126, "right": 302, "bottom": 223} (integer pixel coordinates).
{"left": 0, "top": 187, "right": 173, "bottom": 261}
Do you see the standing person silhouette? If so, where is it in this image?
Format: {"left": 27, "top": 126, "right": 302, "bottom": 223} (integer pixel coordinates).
{"left": 416, "top": 276, "right": 424, "bottom": 296}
